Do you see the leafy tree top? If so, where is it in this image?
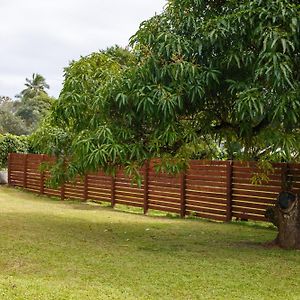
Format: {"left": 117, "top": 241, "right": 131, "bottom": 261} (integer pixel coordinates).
{"left": 124, "top": 0, "right": 300, "bottom": 159}
{"left": 35, "top": 2, "right": 300, "bottom": 184}
{"left": 17, "top": 73, "right": 50, "bottom": 101}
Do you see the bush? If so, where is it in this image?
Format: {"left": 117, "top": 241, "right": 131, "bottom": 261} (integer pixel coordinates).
{"left": 0, "top": 134, "right": 29, "bottom": 169}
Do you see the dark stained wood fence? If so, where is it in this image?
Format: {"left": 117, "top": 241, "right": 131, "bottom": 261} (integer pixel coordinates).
{"left": 7, "top": 153, "right": 300, "bottom": 222}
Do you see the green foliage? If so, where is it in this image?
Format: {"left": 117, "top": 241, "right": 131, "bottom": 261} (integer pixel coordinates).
{"left": 124, "top": 0, "right": 300, "bottom": 162}
{"left": 36, "top": 1, "right": 300, "bottom": 184}
{"left": 0, "top": 96, "right": 28, "bottom": 135}
{"left": 0, "top": 74, "right": 54, "bottom": 136}
{"left": 34, "top": 46, "right": 136, "bottom": 182}
{"left": 13, "top": 73, "right": 54, "bottom": 134}
{"left": 0, "top": 110, "right": 28, "bottom": 135}
{"left": 16, "top": 92, "right": 54, "bottom": 131}
{"left": 0, "top": 134, "right": 29, "bottom": 169}
{"left": 30, "top": 117, "right": 71, "bottom": 157}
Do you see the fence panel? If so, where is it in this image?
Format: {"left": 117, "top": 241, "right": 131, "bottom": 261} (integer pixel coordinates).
{"left": 231, "top": 162, "right": 282, "bottom": 221}
{"left": 113, "top": 168, "right": 145, "bottom": 208}
{"left": 9, "top": 153, "right": 26, "bottom": 187}
{"left": 26, "top": 154, "right": 42, "bottom": 192}
{"left": 87, "top": 172, "right": 112, "bottom": 203}
{"left": 148, "top": 160, "right": 182, "bottom": 214}
{"left": 42, "top": 156, "right": 61, "bottom": 197}
{"left": 185, "top": 160, "right": 228, "bottom": 222}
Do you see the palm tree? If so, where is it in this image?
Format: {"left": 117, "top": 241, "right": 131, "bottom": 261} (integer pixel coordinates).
{"left": 18, "top": 73, "right": 50, "bottom": 100}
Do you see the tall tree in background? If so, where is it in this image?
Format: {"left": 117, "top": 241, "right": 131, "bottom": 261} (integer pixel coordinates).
{"left": 18, "top": 73, "right": 50, "bottom": 100}
{"left": 0, "top": 74, "right": 54, "bottom": 135}
{"left": 16, "top": 74, "right": 54, "bottom": 132}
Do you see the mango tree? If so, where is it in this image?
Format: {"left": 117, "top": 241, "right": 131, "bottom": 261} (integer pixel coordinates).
{"left": 37, "top": 1, "right": 300, "bottom": 248}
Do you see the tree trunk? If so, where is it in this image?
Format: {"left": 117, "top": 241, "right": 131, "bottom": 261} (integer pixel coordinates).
{"left": 266, "top": 191, "right": 300, "bottom": 249}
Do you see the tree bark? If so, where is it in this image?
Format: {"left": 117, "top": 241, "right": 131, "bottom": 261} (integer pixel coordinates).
{"left": 266, "top": 192, "right": 300, "bottom": 249}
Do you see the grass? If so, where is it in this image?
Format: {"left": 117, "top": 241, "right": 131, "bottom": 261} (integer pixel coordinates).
{"left": 0, "top": 186, "right": 300, "bottom": 300}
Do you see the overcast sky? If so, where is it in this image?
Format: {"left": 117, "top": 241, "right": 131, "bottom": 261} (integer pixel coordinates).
{"left": 0, "top": 0, "right": 166, "bottom": 99}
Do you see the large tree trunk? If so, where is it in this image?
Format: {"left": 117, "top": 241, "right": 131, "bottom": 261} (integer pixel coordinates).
{"left": 266, "top": 191, "right": 300, "bottom": 249}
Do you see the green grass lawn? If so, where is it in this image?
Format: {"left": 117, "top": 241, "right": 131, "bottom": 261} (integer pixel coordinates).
{"left": 0, "top": 186, "right": 300, "bottom": 300}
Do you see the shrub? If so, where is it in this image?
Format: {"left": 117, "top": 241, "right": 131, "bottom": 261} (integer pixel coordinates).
{"left": 0, "top": 134, "right": 29, "bottom": 169}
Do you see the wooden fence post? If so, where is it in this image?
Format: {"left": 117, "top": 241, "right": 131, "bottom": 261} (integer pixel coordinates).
{"left": 40, "top": 154, "right": 45, "bottom": 195}
{"left": 143, "top": 161, "right": 149, "bottom": 214}
{"left": 84, "top": 174, "right": 88, "bottom": 201}
{"left": 111, "top": 176, "right": 116, "bottom": 207}
{"left": 7, "top": 153, "right": 12, "bottom": 186}
{"left": 180, "top": 172, "right": 186, "bottom": 218}
{"left": 226, "top": 160, "right": 233, "bottom": 222}
{"left": 23, "top": 154, "right": 28, "bottom": 188}
{"left": 61, "top": 182, "right": 65, "bottom": 200}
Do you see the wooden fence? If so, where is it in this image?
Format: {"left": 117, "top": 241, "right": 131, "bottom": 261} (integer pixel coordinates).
{"left": 7, "top": 153, "right": 300, "bottom": 222}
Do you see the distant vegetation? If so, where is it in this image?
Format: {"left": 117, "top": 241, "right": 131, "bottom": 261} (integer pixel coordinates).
{"left": 0, "top": 73, "right": 55, "bottom": 136}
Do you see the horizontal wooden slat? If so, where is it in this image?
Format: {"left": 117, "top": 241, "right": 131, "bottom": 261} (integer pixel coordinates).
{"left": 186, "top": 170, "right": 227, "bottom": 177}
{"left": 185, "top": 191, "right": 226, "bottom": 203}
{"left": 88, "top": 190, "right": 111, "bottom": 197}
{"left": 232, "top": 206, "right": 266, "bottom": 216}
{"left": 186, "top": 200, "right": 227, "bottom": 210}
{"left": 27, "top": 183, "right": 40, "bottom": 189}
{"left": 44, "top": 191, "right": 60, "bottom": 197}
{"left": 232, "top": 192, "right": 279, "bottom": 200}
{"left": 115, "top": 199, "right": 143, "bottom": 207}
{"left": 233, "top": 183, "right": 281, "bottom": 193}
{"left": 186, "top": 205, "right": 226, "bottom": 215}
{"left": 27, "top": 187, "right": 40, "bottom": 192}
{"left": 186, "top": 176, "right": 227, "bottom": 185}
{"left": 148, "top": 188, "right": 180, "bottom": 197}
{"left": 88, "top": 188, "right": 111, "bottom": 196}
{"left": 87, "top": 195, "right": 111, "bottom": 202}
{"left": 114, "top": 191, "right": 143, "bottom": 200}
{"left": 185, "top": 210, "right": 227, "bottom": 221}
{"left": 232, "top": 212, "right": 266, "bottom": 222}
{"left": 148, "top": 200, "right": 180, "bottom": 209}
{"left": 64, "top": 191, "right": 83, "bottom": 198}
{"left": 87, "top": 176, "right": 111, "bottom": 182}
{"left": 232, "top": 195, "right": 275, "bottom": 204}
{"left": 232, "top": 200, "right": 273, "bottom": 210}
{"left": 115, "top": 189, "right": 144, "bottom": 197}
{"left": 148, "top": 205, "right": 180, "bottom": 214}
{"left": 148, "top": 178, "right": 180, "bottom": 186}
{"left": 115, "top": 176, "right": 143, "bottom": 184}
{"left": 148, "top": 182, "right": 180, "bottom": 191}
{"left": 64, "top": 194, "right": 84, "bottom": 200}
{"left": 115, "top": 181, "right": 144, "bottom": 190}
{"left": 87, "top": 182, "right": 112, "bottom": 190}
{"left": 232, "top": 172, "right": 282, "bottom": 180}
{"left": 148, "top": 193, "right": 180, "bottom": 202}
{"left": 233, "top": 177, "right": 282, "bottom": 186}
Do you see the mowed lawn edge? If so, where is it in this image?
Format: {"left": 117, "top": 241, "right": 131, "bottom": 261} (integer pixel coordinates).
{"left": 0, "top": 186, "right": 299, "bottom": 300}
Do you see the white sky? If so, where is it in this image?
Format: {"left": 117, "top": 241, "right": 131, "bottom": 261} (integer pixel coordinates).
{"left": 0, "top": 0, "right": 167, "bottom": 99}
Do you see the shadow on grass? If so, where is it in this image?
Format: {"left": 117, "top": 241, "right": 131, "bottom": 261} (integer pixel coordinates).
{"left": 0, "top": 207, "right": 278, "bottom": 256}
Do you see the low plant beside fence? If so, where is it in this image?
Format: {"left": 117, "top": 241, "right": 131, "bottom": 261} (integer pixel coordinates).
{"left": 7, "top": 153, "right": 300, "bottom": 222}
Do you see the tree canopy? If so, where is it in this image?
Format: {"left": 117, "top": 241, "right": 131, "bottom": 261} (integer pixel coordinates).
{"left": 17, "top": 73, "right": 50, "bottom": 101}
{"left": 36, "top": 1, "right": 300, "bottom": 182}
